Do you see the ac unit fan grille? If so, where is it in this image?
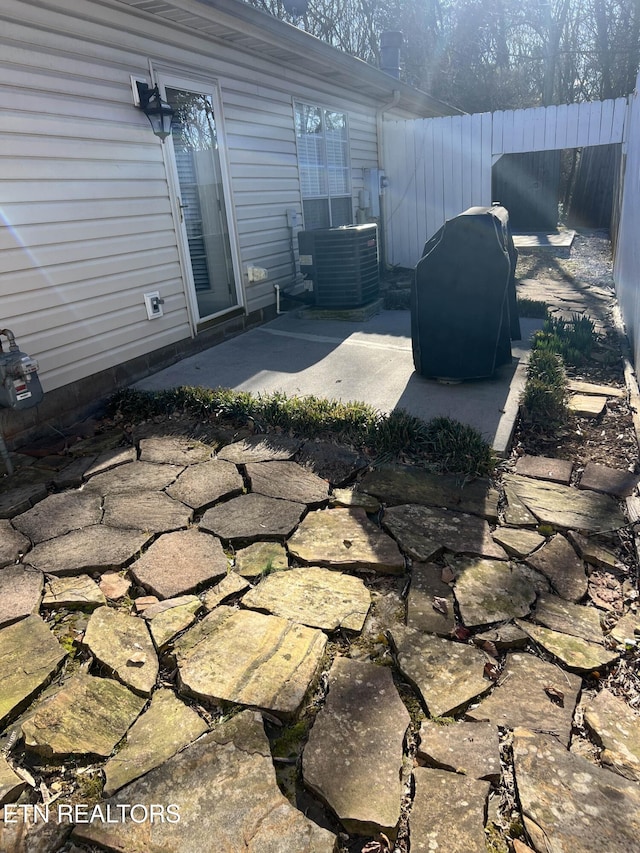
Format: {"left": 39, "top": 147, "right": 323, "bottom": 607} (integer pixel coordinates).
{"left": 303, "top": 224, "right": 379, "bottom": 309}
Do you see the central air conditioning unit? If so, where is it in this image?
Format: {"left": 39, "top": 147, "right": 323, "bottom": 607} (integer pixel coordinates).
{"left": 298, "top": 224, "right": 379, "bottom": 309}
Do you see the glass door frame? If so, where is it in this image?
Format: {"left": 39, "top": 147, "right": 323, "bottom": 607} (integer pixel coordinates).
{"left": 155, "top": 71, "right": 244, "bottom": 329}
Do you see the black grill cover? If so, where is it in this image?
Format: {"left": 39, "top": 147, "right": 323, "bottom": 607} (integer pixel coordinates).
{"left": 412, "top": 205, "right": 520, "bottom": 380}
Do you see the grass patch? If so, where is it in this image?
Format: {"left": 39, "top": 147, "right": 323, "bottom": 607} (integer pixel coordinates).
{"left": 107, "top": 387, "right": 495, "bottom": 477}
{"left": 517, "top": 297, "right": 549, "bottom": 319}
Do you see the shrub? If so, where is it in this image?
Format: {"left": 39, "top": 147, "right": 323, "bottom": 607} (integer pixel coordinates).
{"left": 532, "top": 313, "right": 596, "bottom": 366}
{"left": 520, "top": 349, "right": 568, "bottom": 435}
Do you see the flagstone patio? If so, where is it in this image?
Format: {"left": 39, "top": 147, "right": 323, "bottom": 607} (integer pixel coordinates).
{"left": 0, "top": 421, "right": 639, "bottom": 853}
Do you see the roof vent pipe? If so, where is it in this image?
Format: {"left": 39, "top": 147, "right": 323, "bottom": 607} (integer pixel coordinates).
{"left": 380, "top": 31, "right": 404, "bottom": 79}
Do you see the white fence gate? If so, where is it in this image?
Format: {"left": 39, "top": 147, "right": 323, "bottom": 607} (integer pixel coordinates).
{"left": 383, "top": 98, "right": 628, "bottom": 269}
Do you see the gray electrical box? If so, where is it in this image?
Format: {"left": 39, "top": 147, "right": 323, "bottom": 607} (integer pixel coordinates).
{"left": 0, "top": 330, "right": 44, "bottom": 410}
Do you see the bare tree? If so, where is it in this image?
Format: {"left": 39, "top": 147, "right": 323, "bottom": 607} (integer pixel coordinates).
{"left": 243, "top": 0, "right": 640, "bottom": 110}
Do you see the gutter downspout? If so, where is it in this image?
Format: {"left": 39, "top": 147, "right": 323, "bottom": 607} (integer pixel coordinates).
{"left": 376, "top": 89, "right": 401, "bottom": 270}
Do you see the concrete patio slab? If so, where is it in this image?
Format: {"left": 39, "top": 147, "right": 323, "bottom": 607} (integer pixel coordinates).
{"left": 137, "top": 311, "right": 541, "bottom": 455}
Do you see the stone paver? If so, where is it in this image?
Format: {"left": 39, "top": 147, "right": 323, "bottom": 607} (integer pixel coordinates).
{"left": 0, "top": 564, "right": 44, "bottom": 628}
{"left": 216, "top": 434, "right": 302, "bottom": 463}
{"left": 0, "top": 754, "right": 26, "bottom": 806}
{"left": 410, "top": 768, "right": 490, "bottom": 853}
{"left": 473, "top": 622, "right": 529, "bottom": 649}
{"left": 242, "top": 566, "right": 370, "bottom": 632}
{"left": 26, "top": 525, "right": 151, "bottom": 576}
{"left": 165, "top": 459, "right": 244, "bottom": 511}
{"left": 99, "top": 571, "right": 131, "bottom": 600}
{"left": 491, "top": 526, "right": 546, "bottom": 557}
{"left": 103, "top": 688, "right": 208, "bottom": 796}
{"left": 516, "top": 619, "right": 619, "bottom": 673}
{"left": 383, "top": 503, "right": 507, "bottom": 561}
{"left": 417, "top": 720, "right": 501, "bottom": 782}
{"left": 102, "top": 491, "right": 192, "bottom": 533}
{"left": 233, "top": 541, "right": 289, "bottom": 577}
{"left": 567, "top": 530, "right": 622, "bottom": 571}
{"left": 0, "top": 480, "right": 49, "bottom": 519}
{"left": 143, "top": 595, "right": 202, "bottom": 650}
{"left": 407, "top": 562, "right": 456, "bottom": 635}
{"left": 466, "top": 653, "right": 582, "bottom": 744}
{"left": 287, "top": 507, "right": 405, "bottom": 574}
{"left": 361, "top": 465, "right": 499, "bottom": 519}
{"left": 138, "top": 436, "right": 213, "bottom": 465}
{"left": 454, "top": 558, "right": 537, "bottom": 627}
{"left": 0, "top": 615, "right": 66, "bottom": 726}
{"left": 583, "top": 688, "right": 640, "bottom": 781}
{"left": 503, "top": 473, "right": 626, "bottom": 532}
{"left": 0, "top": 519, "right": 30, "bottom": 567}
{"left": 83, "top": 446, "right": 137, "bottom": 479}
{"left": 200, "top": 493, "right": 305, "bottom": 542}
{"left": 73, "top": 710, "right": 336, "bottom": 853}
{"left": 568, "top": 393, "right": 608, "bottom": 417}
{"left": 82, "top": 461, "right": 184, "bottom": 494}
{"left": 330, "top": 487, "right": 380, "bottom": 512}
{"left": 12, "top": 491, "right": 103, "bottom": 544}
{"left": 297, "top": 440, "right": 368, "bottom": 484}
{"left": 513, "top": 727, "right": 640, "bottom": 853}
{"left": 245, "top": 460, "right": 330, "bottom": 504}
{"left": 532, "top": 594, "right": 605, "bottom": 644}
{"left": 578, "top": 461, "right": 640, "bottom": 497}
{"left": 52, "top": 454, "right": 98, "bottom": 489}
{"left": 515, "top": 454, "right": 573, "bottom": 484}
{"left": 83, "top": 606, "right": 159, "bottom": 696}
{"left": 608, "top": 611, "right": 640, "bottom": 645}
{"left": 174, "top": 606, "right": 327, "bottom": 716}
{"left": 22, "top": 673, "right": 146, "bottom": 759}
{"left": 567, "top": 379, "right": 625, "bottom": 398}
{"left": 390, "top": 625, "right": 491, "bottom": 717}
{"left": 302, "top": 657, "right": 410, "bottom": 837}
{"left": 202, "top": 572, "right": 250, "bottom": 610}
{"left": 525, "top": 534, "right": 588, "bottom": 602}
{"left": 129, "top": 529, "right": 229, "bottom": 599}
{"left": 41, "top": 574, "right": 106, "bottom": 611}
{"left": 503, "top": 485, "right": 539, "bottom": 527}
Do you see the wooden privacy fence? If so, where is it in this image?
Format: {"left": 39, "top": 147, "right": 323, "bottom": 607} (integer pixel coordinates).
{"left": 383, "top": 97, "right": 628, "bottom": 269}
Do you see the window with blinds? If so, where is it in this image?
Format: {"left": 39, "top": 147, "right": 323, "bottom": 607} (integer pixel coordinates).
{"left": 295, "top": 102, "right": 352, "bottom": 229}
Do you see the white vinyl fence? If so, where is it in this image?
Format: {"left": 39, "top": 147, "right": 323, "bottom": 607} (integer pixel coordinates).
{"left": 613, "top": 83, "right": 640, "bottom": 369}
{"left": 383, "top": 97, "right": 628, "bottom": 269}
{"left": 382, "top": 76, "right": 640, "bottom": 370}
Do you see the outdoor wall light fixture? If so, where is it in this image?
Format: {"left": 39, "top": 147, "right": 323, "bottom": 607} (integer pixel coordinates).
{"left": 136, "top": 81, "right": 174, "bottom": 141}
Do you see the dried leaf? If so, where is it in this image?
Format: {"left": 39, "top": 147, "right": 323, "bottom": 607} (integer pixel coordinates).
{"left": 544, "top": 685, "right": 565, "bottom": 707}
{"left": 484, "top": 661, "right": 500, "bottom": 681}
{"left": 432, "top": 596, "right": 449, "bottom": 617}
{"left": 361, "top": 833, "right": 392, "bottom": 853}
{"left": 452, "top": 625, "right": 471, "bottom": 641}
{"left": 477, "top": 640, "right": 499, "bottom": 659}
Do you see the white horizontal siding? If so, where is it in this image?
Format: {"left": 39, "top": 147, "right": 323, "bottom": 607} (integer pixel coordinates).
{"left": 1, "top": 0, "right": 385, "bottom": 395}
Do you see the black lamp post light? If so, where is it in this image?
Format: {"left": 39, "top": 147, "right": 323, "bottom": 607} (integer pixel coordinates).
{"left": 136, "top": 81, "right": 175, "bottom": 141}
